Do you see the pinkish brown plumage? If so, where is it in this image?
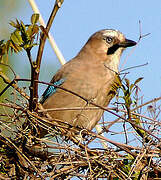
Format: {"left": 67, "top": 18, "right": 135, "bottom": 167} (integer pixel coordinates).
{"left": 40, "top": 29, "right": 136, "bottom": 130}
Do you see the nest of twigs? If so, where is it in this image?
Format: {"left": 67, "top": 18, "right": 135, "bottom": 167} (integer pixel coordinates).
{"left": 0, "top": 85, "right": 161, "bottom": 180}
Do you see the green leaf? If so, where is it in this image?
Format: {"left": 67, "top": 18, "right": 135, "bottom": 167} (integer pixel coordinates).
{"left": 6, "top": 40, "right": 11, "bottom": 53}
{"left": 9, "top": 20, "right": 18, "bottom": 28}
{"left": 16, "top": 19, "right": 20, "bottom": 27}
{"left": 9, "top": 19, "right": 21, "bottom": 29}
{"left": 20, "top": 21, "right": 26, "bottom": 33}
{"left": 26, "top": 25, "right": 33, "bottom": 37}
{"left": 10, "top": 30, "right": 23, "bottom": 45}
{"left": 31, "top": 14, "right": 39, "bottom": 25}
{"left": 9, "top": 40, "right": 22, "bottom": 53}
{"left": 23, "top": 44, "right": 32, "bottom": 49}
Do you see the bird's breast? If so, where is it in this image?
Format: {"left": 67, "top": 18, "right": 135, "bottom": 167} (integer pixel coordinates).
{"left": 65, "top": 61, "right": 117, "bottom": 104}
{"left": 42, "top": 60, "right": 118, "bottom": 130}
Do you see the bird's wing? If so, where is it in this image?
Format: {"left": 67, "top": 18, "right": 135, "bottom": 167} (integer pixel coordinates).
{"left": 39, "top": 77, "right": 65, "bottom": 104}
{"left": 39, "top": 59, "right": 78, "bottom": 104}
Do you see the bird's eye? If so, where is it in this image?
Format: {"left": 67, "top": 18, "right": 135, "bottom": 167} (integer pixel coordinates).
{"left": 106, "top": 36, "right": 113, "bottom": 43}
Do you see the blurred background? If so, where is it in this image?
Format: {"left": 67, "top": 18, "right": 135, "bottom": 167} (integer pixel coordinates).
{"left": 0, "top": 0, "right": 161, "bottom": 145}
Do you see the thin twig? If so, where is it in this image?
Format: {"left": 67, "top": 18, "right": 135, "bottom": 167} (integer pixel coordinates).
{"left": 120, "top": 62, "right": 148, "bottom": 72}
{"left": 132, "top": 97, "right": 161, "bottom": 112}
{"left": 0, "top": 72, "right": 29, "bottom": 100}
{"left": 36, "top": 0, "right": 64, "bottom": 68}
{"left": 38, "top": 106, "right": 116, "bottom": 112}
{"left": 15, "top": 78, "right": 161, "bottom": 141}
{"left": 0, "top": 102, "right": 24, "bottom": 111}
{"left": 120, "top": 20, "right": 150, "bottom": 71}
{"left": 0, "top": 80, "right": 15, "bottom": 97}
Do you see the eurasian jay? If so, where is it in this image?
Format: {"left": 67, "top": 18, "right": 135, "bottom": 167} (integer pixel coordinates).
{"left": 40, "top": 29, "right": 136, "bottom": 131}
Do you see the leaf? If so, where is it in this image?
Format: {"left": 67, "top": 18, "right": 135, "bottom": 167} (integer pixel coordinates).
{"left": 16, "top": 19, "right": 20, "bottom": 27}
{"left": 9, "top": 40, "right": 22, "bottom": 53}
{"left": 32, "top": 25, "right": 39, "bottom": 35}
{"left": 10, "top": 30, "right": 23, "bottom": 45}
{"left": 124, "top": 94, "right": 132, "bottom": 107}
{"left": 23, "top": 44, "right": 32, "bottom": 49}
{"left": 26, "top": 25, "right": 33, "bottom": 37}
{"left": 6, "top": 40, "right": 11, "bottom": 53}
{"left": 20, "top": 21, "right": 29, "bottom": 43}
{"left": 130, "top": 84, "right": 134, "bottom": 91}
{"left": 31, "top": 14, "right": 39, "bottom": 25}
{"left": 115, "top": 75, "right": 122, "bottom": 87}
{"left": 20, "top": 21, "right": 26, "bottom": 33}
{"left": 9, "top": 20, "right": 18, "bottom": 28}
{"left": 134, "top": 77, "right": 143, "bottom": 86}
{"left": 125, "top": 78, "right": 130, "bottom": 87}
{"left": 26, "top": 25, "right": 39, "bottom": 43}
{"left": 9, "top": 19, "right": 21, "bottom": 29}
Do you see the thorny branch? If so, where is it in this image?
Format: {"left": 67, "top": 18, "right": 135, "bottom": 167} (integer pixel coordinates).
{"left": 15, "top": 78, "right": 161, "bottom": 142}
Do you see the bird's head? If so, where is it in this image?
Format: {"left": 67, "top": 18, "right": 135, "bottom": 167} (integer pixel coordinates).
{"left": 82, "top": 29, "right": 136, "bottom": 62}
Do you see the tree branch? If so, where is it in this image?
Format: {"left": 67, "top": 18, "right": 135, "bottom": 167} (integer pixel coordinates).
{"left": 29, "top": 0, "right": 64, "bottom": 111}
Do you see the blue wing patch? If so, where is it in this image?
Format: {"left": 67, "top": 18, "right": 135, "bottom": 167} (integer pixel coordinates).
{"left": 39, "top": 78, "right": 65, "bottom": 104}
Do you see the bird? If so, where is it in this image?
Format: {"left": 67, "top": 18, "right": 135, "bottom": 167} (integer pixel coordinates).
{"left": 40, "top": 29, "right": 136, "bottom": 131}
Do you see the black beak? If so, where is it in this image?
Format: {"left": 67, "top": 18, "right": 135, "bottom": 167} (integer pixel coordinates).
{"left": 119, "top": 39, "right": 137, "bottom": 48}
